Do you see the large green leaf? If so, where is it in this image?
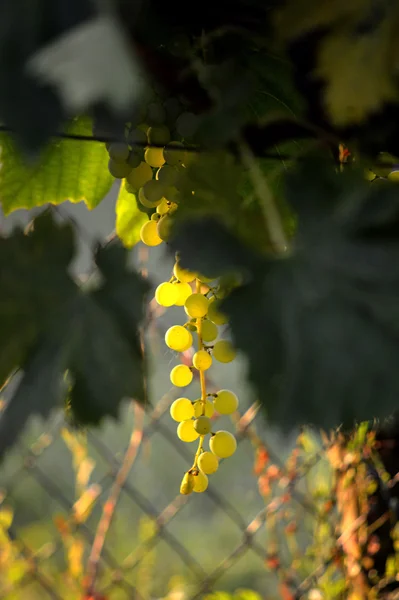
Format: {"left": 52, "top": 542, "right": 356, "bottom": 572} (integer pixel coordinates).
{"left": 115, "top": 181, "right": 148, "bottom": 248}
{"left": 0, "top": 116, "right": 113, "bottom": 215}
{"left": 0, "top": 211, "right": 149, "bottom": 457}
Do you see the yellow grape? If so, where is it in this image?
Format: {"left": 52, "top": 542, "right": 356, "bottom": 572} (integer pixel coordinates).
{"left": 151, "top": 213, "right": 161, "bottom": 222}
{"left": 201, "top": 319, "right": 218, "bottom": 342}
{"left": 126, "top": 161, "right": 153, "bottom": 189}
{"left": 174, "top": 282, "right": 192, "bottom": 306}
{"left": 170, "top": 365, "right": 193, "bottom": 387}
{"left": 173, "top": 261, "right": 196, "bottom": 283}
{"left": 140, "top": 220, "right": 162, "bottom": 247}
{"left": 214, "top": 390, "right": 239, "bottom": 415}
{"left": 180, "top": 471, "right": 195, "bottom": 495}
{"left": 170, "top": 398, "right": 194, "bottom": 422}
{"left": 155, "top": 282, "right": 179, "bottom": 307}
{"left": 145, "top": 147, "right": 166, "bottom": 168}
{"left": 193, "top": 399, "right": 214, "bottom": 418}
{"left": 156, "top": 199, "right": 170, "bottom": 215}
{"left": 185, "top": 293, "right": 209, "bottom": 318}
{"left": 388, "top": 170, "right": 399, "bottom": 182}
{"left": 198, "top": 451, "right": 219, "bottom": 474}
{"left": 141, "top": 179, "right": 164, "bottom": 204}
{"left": 165, "top": 325, "right": 193, "bottom": 352}
{"left": 193, "top": 470, "right": 208, "bottom": 493}
{"left": 193, "top": 416, "right": 211, "bottom": 435}
{"left": 208, "top": 299, "right": 228, "bottom": 325}
{"left": 210, "top": 431, "right": 237, "bottom": 458}
{"left": 177, "top": 420, "right": 199, "bottom": 442}
{"left": 157, "top": 215, "right": 172, "bottom": 241}
{"left": 213, "top": 340, "right": 237, "bottom": 363}
{"left": 163, "top": 141, "right": 186, "bottom": 166}
{"left": 192, "top": 350, "right": 212, "bottom": 371}
{"left": 138, "top": 187, "right": 161, "bottom": 208}
{"left": 148, "top": 125, "right": 171, "bottom": 146}
{"left": 196, "top": 273, "right": 214, "bottom": 283}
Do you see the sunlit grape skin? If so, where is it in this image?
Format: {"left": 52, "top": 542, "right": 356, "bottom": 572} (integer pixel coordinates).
{"left": 170, "top": 365, "right": 193, "bottom": 387}
{"left": 140, "top": 220, "right": 162, "bottom": 247}
{"left": 193, "top": 470, "right": 208, "bottom": 493}
{"left": 214, "top": 390, "right": 239, "bottom": 415}
{"left": 180, "top": 471, "right": 195, "bottom": 495}
{"left": 193, "top": 399, "right": 214, "bottom": 418}
{"left": 198, "top": 451, "right": 219, "bottom": 474}
{"left": 177, "top": 420, "right": 199, "bottom": 442}
{"left": 193, "top": 416, "right": 212, "bottom": 435}
{"left": 155, "top": 282, "right": 178, "bottom": 307}
{"left": 212, "top": 340, "right": 237, "bottom": 363}
{"left": 165, "top": 325, "right": 193, "bottom": 352}
{"left": 193, "top": 350, "right": 212, "bottom": 371}
{"left": 170, "top": 398, "right": 194, "bottom": 422}
{"left": 185, "top": 293, "right": 209, "bottom": 318}
{"left": 210, "top": 431, "right": 237, "bottom": 458}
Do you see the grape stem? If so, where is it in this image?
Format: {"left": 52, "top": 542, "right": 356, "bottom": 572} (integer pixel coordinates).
{"left": 191, "top": 277, "right": 208, "bottom": 471}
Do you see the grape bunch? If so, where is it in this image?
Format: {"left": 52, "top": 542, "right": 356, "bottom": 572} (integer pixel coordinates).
{"left": 103, "top": 81, "right": 200, "bottom": 248}
{"left": 155, "top": 258, "right": 239, "bottom": 495}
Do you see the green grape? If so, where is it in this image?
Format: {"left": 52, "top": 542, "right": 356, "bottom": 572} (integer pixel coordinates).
{"left": 180, "top": 471, "right": 195, "bottom": 495}
{"left": 140, "top": 220, "right": 162, "bottom": 247}
{"left": 214, "top": 390, "right": 238, "bottom": 415}
{"left": 170, "top": 398, "right": 194, "bottom": 422}
{"left": 156, "top": 165, "right": 179, "bottom": 186}
{"left": 185, "top": 293, "right": 209, "bottom": 318}
{"left": 157, "top": 215, "right": 172, "bottom": 241}
{"left": 197, "top": 273, "right": 215, "bottom": 283}
{"left": 148, "top": 125, "right": 171, "bottom": 146}
{"left": 163, "top": 185, "right": 180, "bottom": 204}
{"left": 163, "top": 141, "right": 186, "bottom": 166}
{"left": 193, "top": 416, "right": 212, "bottom": 435}
{"left": 176, "top": 112, "right": 199, "bottom": 139}
{"left": 145, "top": 147, "right": 166, "bottom": 168}
{"left": 147, "top": 102, "right": 166, "bottom": 125}
{"left": 155, "top": 282, "right": 179, "bottom": 307}
{"left": 127, "top": 150, "right": 142, "bottom": 168}
{"left": 177, "top": 420, "right": 199, "bottom": 442}
{"left": 201, "top": 319, "right": 218, "bottom": 342}
{"left": 151, "top": 213, "right": 161, "bottom": 221}
{"left": 193, "top": 399, "right": 214, "bottom": 418}
{"left": 156, "top": 199, "right": 171, "bottom": 215}
{"left": 142, "top": 179, "right": 164, "bottom": 204}
{"left": 165, "top": 325, "right": 193, "bottom": 352}
{"left": 108, "top": 159, "right": 132, "bottom": 179}
{"left": 213, "top": 340, "right": 236, "bottom": 363}
{"left": 388, "top": 170, "right": 399, "bottom": 182}
{"left": 208, "top": 299, "right": 229, "bottom": 325}
{"left": 193, "top": 350, "right": 212, "bottom": 371}
{"left": 138, "top": 187, "right": 161, "bottom": 208}
{"left": 170, "top": 365, "right": 193, "bottom": 387}
{"left": 173, "top": 261, "right": 196, "bottom": 283}
{"left": 108, "top": 142, "right": 130, "bottom": 162}
{"left": 174, "top": 282, "right": 192, "bottom": 306}
{"left": 210, "top": 431, "right": 237, "bottom": 458}
{"left": 198, "top": 451, "right": 219, "bottom": 474}
{"left": 193, "top": 470, "right": 208, "bottom": 493}
{"left": 126, "top": 162, "right": 153, "bottom": 189}
{"left": 128, "top": 127, "right": 147, "bottom": 146}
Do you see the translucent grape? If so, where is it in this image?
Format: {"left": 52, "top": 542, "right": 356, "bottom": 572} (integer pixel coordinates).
{"left": 173, "top": 262, "right": 196, "bottom": 283}
{"left": 165, "top": 325, "right": 193, "bottom": 352}
{"left": 163, "top": 141, "right": 186, "bottom": 166}
{"left": 180, "top": 471, "right": 195, "bottom": 495}
{"left": 170, "top": 365, "right": 193, "bottom": 387}
{"left": 142, "top": 179, "right": 164, "bottom": 204}
{"left": 214, "top": 390, "right": 239, "bottom": 415}
{"left": 201, "top": 319, "right": 218, "bottom": 342}
{"left": 193, "top": 350, "right": 212, "bottom": 371}
{"left": 208, "top": 300, "right": 229, "bottom": 325}
{"left": 108, "top": 142, "right": 130, "bottom": 162}
{"left": 177, "top": 420, "right": 199, "bottom": 442}
{"left": 140, "top": 220, "right": 162, "bottom": 247}
{"left": 174, "top": 282, "right": 192, "bottom": 306}
{"left": 155, "top": 282, "right": 179, "bottom": 307}
{"left": 210, "top": 431, "right": 237, "bottom": 458}
{"left": 127, "top": 150, "right": 142, "bottom": 168}
{"left": 198, "top": 452, "right": 219, "bottom": 474}
{"left": 193, "top": 471, "right": 208, "bottom": 493}
{"left": 156, "top": 199, "right": 171, "bottom": 215}
{"left": 156, "top": 165, "right": 179, "bottom": 186}
{"left": 145, "top": 147, "right": 166, "bottom": 168}
{"left": 157, "top": 215, "right": 172, "bottom": 241}
{"left": 176, "top": 112, "right": 199, "bottom": 138}
{"left": 213, "top": 340, "right": 237, "bottom": 363}
{"left": 197, "top": 273, "right": 215, "bottom": 283}
{"left": 126, "top": 162, "right": 153, "bottom": 189}
{"left": 193, "top": 416, "right": 211, "bottom": 435}
{"left": 163, "top": 186, "right": 180, "bottom": 204}
{"left": 138, "top": 187, "right": 161, "bottom": 208}
{"left": 388, "top": 170, "right": 399, "bottom": 182}
{"left": 151, "top": 213, "right": 161, "bottom": 221}
{"left": 170, "top": 398, "right": 194, "bottom": 422}
{"left": 148, "top": 125, "right": 171, "bottom": 146}
{"left": 185, "top": 294, "right": 209, "bottom": 318}
{"left": 108, "top": 159, "right": 132, "bottom": 179}
{"left": 193, "top": 399, "right": 214, "bottom": 418}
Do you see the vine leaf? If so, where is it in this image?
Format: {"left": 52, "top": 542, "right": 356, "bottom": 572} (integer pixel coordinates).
{"left": 0, "top": 116, "right": 113, "bottom": 216}
{"left": 115, "top": 181, "right": 148, "bottom": 248}
{"left": 0, "top": 212, "right": 149, "bottom": 458}
{"left": 171, "top": 159, "right": 399, "bottom": 430}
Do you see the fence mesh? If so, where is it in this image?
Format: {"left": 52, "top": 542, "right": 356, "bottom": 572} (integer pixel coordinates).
{"left": 0, "top": 202, "right": 378, "bottom": 600}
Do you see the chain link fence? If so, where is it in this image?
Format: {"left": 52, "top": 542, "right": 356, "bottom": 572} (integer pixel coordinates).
{"left": 0, "top": 200, "right": 353, "bottom": 600}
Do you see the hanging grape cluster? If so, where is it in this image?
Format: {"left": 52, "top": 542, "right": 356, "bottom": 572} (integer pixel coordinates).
{"left": 155, "top": 259, "right": 239, "bottom": 495}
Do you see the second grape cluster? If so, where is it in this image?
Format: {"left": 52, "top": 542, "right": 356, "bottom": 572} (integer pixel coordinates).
{"left": 155, "top": 258, "right": 239, "bottom": 495}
